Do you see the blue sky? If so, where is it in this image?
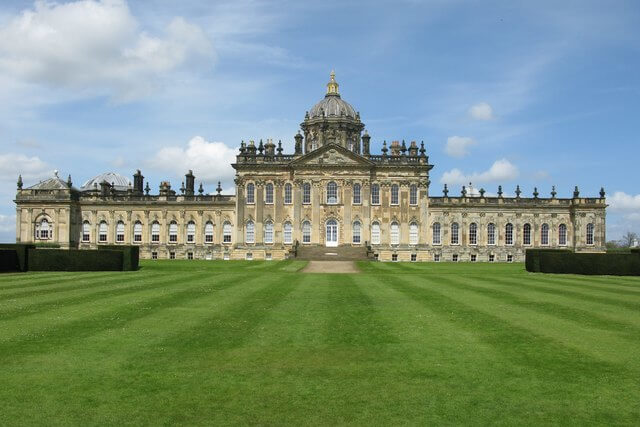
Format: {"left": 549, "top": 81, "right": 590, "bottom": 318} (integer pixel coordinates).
{"left": 0, "top": 0, "right": 639, "bottom": 242}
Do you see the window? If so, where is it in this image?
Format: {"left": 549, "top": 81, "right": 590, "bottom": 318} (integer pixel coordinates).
{"left": 523, "top": 223, "right": 532, "bottom": 245}
{"left": 169, "top": 252, "right": 176, "bottom": 260}
{"left": 541, "top": 223, "right": 549, "bottom": 246}
{"left": 265, "top": 183, "right": 274, "bottom": 204}
{"left": 390, "top": 184, "right": 399, "bottom": 205}
{"left": 245, "top": 221, "right": 255, "bottom": 244}
{"left": 410, "top": 185, "right": 418, "bottom": 206}
{"left": 265, "top": 253, "right": 272, "bottom": 261}
{"left": 134, "top": 221, "right": 142, "bottom": 243}
{"left": 264, "top": 221, "right": 274, "bottom": 244}
{"left": 409, "top": 222, "right": 419, "bottom": 245}
{"left": 205, "top": 221, "right": 214, "bottom": 243}
{"left": 489, "top": 254, "right": 495, "bottom": 262}
{"left": 151, "top": 251, "right": 158, "bottom": 260}
{"left": 186, "top": 221, "right": 196, "bottom": 243}
{"left": 116, "top": 221, "right": 125, "bottom": 242}
{"left": 37, "top": 218, "right": 51, "bottom": 240}
{"left": 390, "top": 222, "right": 400, "bottom": 245}
{"left": 187, "top": 252, "right": 194, "bottom": 260}
{"left": 223, "top": 252, "right": 230, "bottom": 260}
{"left": 205, "top": 253, "right": 212, "bottom": 260}
{"left": 303, "top": 183, "right": 311, "bottom": 204}
{"left": 586, "top": 223, "right": 594, "bottom": 245}
{"left": 434, "top": 254, "right": 441, "bottom": 262}
{"left": 223, "top": 222, "right": 232, "bottom": 243}
{"left": 284, "top": 183, "right": 292, "bottom": 204}
{"left": 487, "top": 223, "right": 496, "bottom": 245}
{"left": 392, "top": 253, "right": 398, "bottom": 262}
{"left": 353, "top": 183, "right": 361, "bottom": 204}
{"left": 99, "top": 221, "right": 108, "bottom": 242}
{"left": 471, "top": 254, "right": 477, "bottom": 262}
{"left": 82, "top": 221, "right": 90, "bottom": 242}
{"left": 283, "top": 222, "right": 293, "bottom": 244}
{"left": 151, "top": 221, "right": 160, "bottom": 243}
{"left": 371, "top": 184, "right": 380, "bottom": 205}
{"left": 246, "top": 252, "right": 253, "bottom": 260}
{"left": 326, "top": 181, "right": 338, "bottom": 204}
{"left": 451, "top": 222, "right": 459, "bottom": 245}
{"left": 507, "top": 254, "right": 514, "bottom": 263}
{"left": 411, "top": 254, "right": 417, "bottom": 262}
{"left": 352, "top": 221, "right": 361, "bottom": 244}
{"left": 432, "top": 222, "right": 441, "bottom": 245}
{"left": 469, "top": 223, "right": 477, "bottom": 245}
{"left": 169, "top": 221, "right": 178, "bottom": 243}
{"left": 371, "top": 222, "right": 381, "bottom": 245}
{"left": 302, "top": 221, "right": 311, "bottom": 243}
{"left": 246, "top": 183, "right": 255, "bottom": 204}
{"left": 452, "top": 254, "right": 458, "bottom": 262}
{"left": 505, "top": 223, "right": 514, "bottom": 245}
{"left": 559, "top": 224, "right": 567, "bottom": 246}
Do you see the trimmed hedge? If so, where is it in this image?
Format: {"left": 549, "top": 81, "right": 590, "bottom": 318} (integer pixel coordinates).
{"left": 0, "top": 249, "right": 19, "bottom": 272}
{"left": 97, "top": 245, "right": 139, "bottom": 271}
{"left": 28, "top": 249, "right": 124, "bottom": 272}
{"left": 526, "top": 249, "right": 640, "bottom": 276}
{"left": 0, "top": 244, "right": 34, "bottom": 272}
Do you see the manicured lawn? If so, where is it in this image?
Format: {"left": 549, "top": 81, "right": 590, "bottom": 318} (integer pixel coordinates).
{"left": 1, "top": 260, "right": 639, "bottom": 425}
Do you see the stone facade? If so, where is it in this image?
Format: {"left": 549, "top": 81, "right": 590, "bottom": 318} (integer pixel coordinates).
{"left": 14, "top": 73, "right": 607, "bottom": 261}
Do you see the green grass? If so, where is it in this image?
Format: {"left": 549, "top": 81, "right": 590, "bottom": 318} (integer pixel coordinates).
{"left": 1, "top": 260, "right": 639, "bottom": 425}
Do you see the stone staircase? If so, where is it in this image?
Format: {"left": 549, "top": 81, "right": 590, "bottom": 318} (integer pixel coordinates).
{"left": 294, "top": 244, "right": 371, "bottom": 261}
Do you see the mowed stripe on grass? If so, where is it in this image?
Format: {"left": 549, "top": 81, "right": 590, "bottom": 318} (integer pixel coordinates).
{"left": 0, "top": 260, "right": 639, "bottom": 425}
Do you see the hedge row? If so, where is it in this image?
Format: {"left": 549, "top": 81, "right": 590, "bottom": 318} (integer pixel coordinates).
{"left": 526, "top": 249, "right": 640, "bottom": 276}
{"left": 0, "top": 244, "right": 32, "bottom": 272}
{"left": 28, "top": 249, "right": 124, "bottom": 272}
{"left": 98, "top": 245, "right": 139, "bottom": 271}
{"left": 0, "top": 249, "right": 19, "bottom": 272}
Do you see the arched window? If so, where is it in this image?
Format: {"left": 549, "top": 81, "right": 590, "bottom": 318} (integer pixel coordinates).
{"left": 283, "top": 222, "right": 293, "bottom": 244}
{"left": 371, "top": 222, "right": 381, "bottom": 245}
{"left": 352, "top": 221, "right": 361, "bottom": 244}
{"left": 223, "top": 222, "right": 232, "bottom": 243}
{"left": 302, "top": 221, "right": 311, "bottom": 243}
{"left": 36, "top": 218, "right": 51, "bottom": 240}
{"left": 391, "top": 184, "right": 399, "bottom": 205}
{"left": 303, "top": 183, "right": 311, "bottom": 204}
{"left": 264, "top": 221, "right": 274, "bottom": 244}
{"left": 409, "top": 222, "right": 419, "bottom": 245}
{"left": 559, "top": 224, "right": 567, "bottom": 246}
{"left": 451, "top": 223, "right": 459, "bottom": 245}
{"left": 284, "top": 183, "right": 292, "bottom": 204}
{"left": 99, "top": 221, "right": 108, "bottom": 242}
{"left": 432, "top": 222, "right": 441, "bottom": 245}
{"left": 487, "top": 223, "right": 496, "bottom": 245}
{"left": 410, "top": 185, "right": 418, "bottom": 206}
{"left": 541, "top": 223, "right": 549, "bottom": 246}
{"left": 586, "top": 223, "right": 595, "bottom": 245}
{"left": 523, "top": 223, "right": 532, "bottom": 245}
{"left": 204, "top": 221, "right": 214, "bottom": 243}
{"left": 133, "top": 221, "right": 142, "bottom": 243}
{"left": 245, "top": 221, "right": 255, "bottom": 244}
{"left": 169, "top": 221, "right": 178, "bottom": 243}
{"left": 505, "top": 223, "right": 514, "bottom": 245}
{"left": 186, "top": 221, "right": 196, "bottom": 243}
{"left": 371, "top": 184, "right": 380, "bottom": 205}
{"left": 82, "top": 221, "right": 90, "bottom": 242}
{"left": 151, "top": 221, "right": 160, "bottom": 243}
{"left": 246, "top": 183, "right": 255, "bottom": 204}
{"left": 326, "top": 181, "right": 338, "bottom": 204}
{"left": 353, "top": 183, "right": 361, "bottom": 204}
{"left": 116, "top": 221, "right": 125, "bottom": 242}
{"left": 469, "top": 222, "right": 477, "bottom": 245}
{"left": 265, "top": 183, "right": 274, "bottom": 204}
{"left": 390, "top": 222, "right": 400, "bottom": 245}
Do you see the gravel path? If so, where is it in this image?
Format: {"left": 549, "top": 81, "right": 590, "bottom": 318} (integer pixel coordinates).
{"left": 302, "top": 260, "right": 360, "bottom": 273}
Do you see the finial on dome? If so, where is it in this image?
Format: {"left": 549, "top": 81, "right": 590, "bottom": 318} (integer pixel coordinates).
{"left": 326, "top": 70, "right": 339, "bottom": 96}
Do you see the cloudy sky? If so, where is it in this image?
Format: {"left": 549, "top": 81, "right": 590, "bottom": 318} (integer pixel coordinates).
{"left": 0, "top": 0, "right": 639, "bottom": 242}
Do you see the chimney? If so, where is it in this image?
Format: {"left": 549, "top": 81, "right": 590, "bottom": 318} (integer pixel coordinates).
{"left": 133, "top": 170, "right": 144, "bottom": 194}
{"left": 185, "top": 170, "right": 195, "bottom": 196}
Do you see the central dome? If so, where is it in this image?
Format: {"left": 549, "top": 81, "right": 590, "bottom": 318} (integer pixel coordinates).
{"left": 307, "top": 71, "right": 358, "bottom": 119}
{"left": 81, "top": 172, "right": 131, "bottom": 191}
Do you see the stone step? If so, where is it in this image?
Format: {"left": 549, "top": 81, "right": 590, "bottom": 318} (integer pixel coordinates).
{"left": 295, "top": 245, "right": 371, "bottom": 261}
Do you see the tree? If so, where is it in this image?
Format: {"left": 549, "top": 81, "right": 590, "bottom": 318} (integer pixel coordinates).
{"left": 619, "top": 231, "right": 638, "bottom": 248}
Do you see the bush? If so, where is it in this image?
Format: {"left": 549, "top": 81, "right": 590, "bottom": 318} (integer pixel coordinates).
{"left": 0, "top": 244, "right": 34, "bottom": 271}
{"left": 97, "top": 245, "right": 139, "bottom": 271}
{"left": 0, "top": 249, "right": 19, "bottom": 272}
{"left": 28, "top": 249, "right": 123, "bottom": 272}
{"left": 526, "top": 249, "right": 640, "bottom": 276}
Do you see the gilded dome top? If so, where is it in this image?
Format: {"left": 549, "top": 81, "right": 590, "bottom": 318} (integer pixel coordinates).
{"left": 307, "top": 71, "right": 358, "bottom": 120}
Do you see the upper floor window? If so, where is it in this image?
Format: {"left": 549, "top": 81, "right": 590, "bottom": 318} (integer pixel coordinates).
{"left": 541, "top": 223, "right": 549, "bottom": 246}
{"left": 284, "top": 183, "right": 292, "bottom": 204}
{"left": 371, "top": 184, "right": 380, "bottom": 205}
{"left": 133, "top": 221, "right": 142, "bottom": 243}
{"left": 303, "top": 183, "right": 311, "bottom": 204}
{"left": 559, "top": 224, "right": 567, "bottom": 246}
{"left": 371, "top": 222, "right": 381, "bottom": 245}
{"left": 410, "top": 185, "right": 418, "bottom": 206}
{"left": 391, "top": 184, "right": 399, "bottom": 205}
{"left": 409, "top": 222, "right": 419, "bottom": 245}
{"left": 116, "top": 221, "right": 125, "bottom": 242}
{"left": 245, "top": 221, "right": 255, "bottom": 244}
{"left": 327, "top": 181, "right": 338, "bottom": 204}
{"left": 302, "top": 221, "right": 311, "bottom": 243}
{"left": 353, "top": 183, "right": 361, "bottom": 204}
{"left": 390, "top": 222, "right": 400, "bottom": 245}
{"left": 99, "top": 221, "right": 108, "bottom": 242}
{"left": 432, "top": 222, "right": 441, "bottom": 245}
{"left": 204, "top": 221, "right": 214, "bottom": 243}
{"left": 283, "top": 222, "right": 293, "bottom": 244}
{"left": 186, "top": 221, "right": 196, "bottom": 243}
{"left": 451, "top": 222, "right": 459, "bottom": 245}
{"left": 352, "top": 221, "right": 361, "bottom": 244}
{"left": 586, "top": 223, "right": 595, "bottom": 245}
{"left": 223, "top": 222, "right": 232, "bottom": 243}
{"left": 246, "top": 183, "right": 255, "bottom": 204}
{"left": 169, "top": 221, "right": 178, "bottom": 243}
{"left": 265, "top": 183, "right": 274, "bottom": 204}
{"left": 487, "top": 223, "right": 496, "bottom": 245}
{"left": 469, "top": 222, "right": 477, "bottom": 245}
{"left": 151, "top": 221, "right": 160, "bottom": 242}
{"left": 505, "top": 223, "right": 514, "bottom": 245}
{"left": 264, "top": 221, "right": 274, "bottom": 244}
{"left": 523, "top": 223, "right": 532, "bottom": 245}
{"left": 82, "top": 221, "right": 90, "bottom": 242}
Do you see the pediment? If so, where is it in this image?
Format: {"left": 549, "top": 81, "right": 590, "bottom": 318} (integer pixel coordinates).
{"left": 290, "top": 143, "right": 373, "bottom": 167}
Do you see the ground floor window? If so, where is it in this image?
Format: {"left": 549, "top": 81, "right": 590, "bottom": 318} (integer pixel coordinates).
{"left": 507, "top": 254, "right": 513, "bottom": 262}
{"left": 434, "top": 254, "right": 441, "bottom": 262}
{"left": 169, "top": 252, "right": 176, "bottom": 260}
{"left": 471, "top": 254, "right": 477, "bottom": 262}
{"left": 151, "top": 251, "right": 158, "bottom": 260}
{"left": 411, "top": 254, "right": 417, "bottom": 262}
{"left": 302, "top": 221, "right": 311, "bottom": 244}
{"left": 489, "top": 254, "right": 495, "bottom": 262}
{"left": 246, "top": 252, "right": 253, "bottom": 260}
{"left": 187, "top": 252, "right": 193, "bottom": 260}
{"left": 452, "top": 254, "right": 459, "bottom": 262}
{"left": 223, "top": 252, "right": 230, "bottom": 260}
{"left": 265, "top": 253, "right": 272, "bottom": 261}
{"left": 392, "top": 254, "right": 398, "bottom": 262}
{"left": 205, "top": 253, "right": 212, "bottom": 260}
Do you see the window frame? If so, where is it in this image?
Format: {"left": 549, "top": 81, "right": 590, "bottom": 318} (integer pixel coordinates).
{"left": 541, "top": 223, "right": 549, "bottom": 246}
{"left": 371, "top": 184, "right": 380, "bottom": 205}
{"left": 245, "top": 221, "right": 255, "bottom": 244}
{"left": 98, "top": 221, "right": 108, "bottom": 243}
{"left": 326, "top": 181, "right": 338, "bottom": 204}
{"left": 390, "top": 184, "right": 399, "bottom": 205}
{"left": 133, "top": 221, "right": 142, "bottom": 243}
{"left": 505, "top": 223, "right": 514, "bottom": 246}
{"left": 409, "top": 222, "right": 419, "bottom": 245}
{"left": 409, "top": 185, "right": 418, "bottom": 206}
{"left": 353, "top": 183, "right": 361, "bottom": 205}
{"left": 487, "top": 223, "right": 496, "bottom": 245}
{"left": 151, "top": 221, "right": 160, "bottom": 243}
{"left": 204, "top": 221, "right": 214, "bottom": 243}
{"left": 264, "top": 221, "right": 274, "bottom": 244}
{"left": 265, "top": 183, "right": 274, "bottom": 204}
{"left": 303, "top": 183, "right": 311, "bottom": 205}
{"left": 82, "top": 221, "right": 91, "bottom": 242}
{"left": 115, "top": 221, "right": 125, "bottom": 243}
{"left": 371, "top": 221, "right": 381, "bottom": 245}
{"left": 432, "top": 222, "right": 441, "bottom": 245}
{"left": 223, "top": 222, "right": 232, "bottom": 244}
{"left": 283, "top": 222, "right": 293, "bottom": 244}
{"left": 302, "top": 221, "right": 311, "bottom": 244}
{"left": 586, "top": 223, "right": 595, "bottom": 245}
{"left": 186, "top": 221, "right": 196, "bottom": 243}
{"left": 246, "top": 183, "right": 255, "bottom": 204}
{"left": 469, "top": 222, "right": 478, "bottom": 245}
{"left": 352, "top": 221, "right": 361, "bottom": 244}
{"left": 559, "top": 224, "right": 567, "bottom": 246}
{"left": 450, "top": 222, "right": 459, "bottom": 245}
{"left": 523, "top": 223, "right": 532, "bottom": 246}
{"left": 284, "top": 183, "right": 292, "bottom": 204}
{"left": 168, "top": 221, "right": 178, "bottom": 243}
{"left": 390, "top": 221, "right": 400, "bottom": 245}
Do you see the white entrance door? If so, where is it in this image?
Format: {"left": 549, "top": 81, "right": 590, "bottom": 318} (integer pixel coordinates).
{"left": 325, "top": 220, "right": 338, "bottom": 247}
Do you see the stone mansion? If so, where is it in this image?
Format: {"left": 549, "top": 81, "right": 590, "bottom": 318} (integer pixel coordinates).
{"left": 14, "top": 72, "right": 607, "bottom": 261}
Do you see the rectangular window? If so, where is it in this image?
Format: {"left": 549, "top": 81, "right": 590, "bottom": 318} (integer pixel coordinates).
{"left": 353, "top": 184, "right": 361, "bottom": 204}
{"left": 205, "top": 234, "right": 213, "bottom": 243}
{"left": 116, "top": 234, "right": 124, "bottom": 242}
{"left": 410, "top": 185, "right": 418, "bottom": 205}
{"left": 391, "top": 185, "right": 399, "bottom": 205}
{"left": 411, "top": 254, "right": 417, "bottom": 262}
{"left": 169, "top": 235, "right": 177, "bottom": 243}
{"left": 284, "top": 184, "right": 292, "bottom": 204}
{"left": 471, "top": 254, "right": 477, "bottom": 262}
{"left": 205, "top": 253, "right": 212, "bottom": 260}
{"left": 507, "top": 254, "right": 514, "bottom": 263}
{"left": 303, "top": 184, "right": 311, "bottom": 204}
{"left": 223, "top": 252, "right": 230, "bottom": 260}
{"left": 432, "top": 223, "right": 441, "bottom": 245}
{"left": 265, "top": 184, "right": 274, "bottom": 204}
{"left": 452, "top": 254, "right": 458, "bottom": 262}
{"left": 246, "top": 252, "right": 253, "bottom": 260}
{"left": 151, "top": 251, "right": 158, "bottom": 260}
{"left": 82, "top": 233, "right": 90, "bottom": 242}
{"left": 265, "top": 253, "right": 272, "bottom": 261}
{"left": 152, "top": 234, "right": 160, "bottom": 242}
{"left": 371, "top": 184, "right": 380, "bottom": 205}
{"left": 187, "top": 252, "right": 194, "bottom": 260}
{"left": 392, "top": 254, "right": 398, "bottom": 262}
{"left": 489, "top": 254, "right": 495, "bottom": 262}
{"left": 99, "top": 233, "right": 107, "bottom": 242}
{"left": 134, "top": 234, "right": 142, "bottom": 243}
{"left": 187, "top": 234, "right": 194, "bottom": 243}
{"left": 302, "top": 222, "right": 311, "bottom": 244}
{"left": 434, "top": 254, "right": 440, "bottom": 262}
{"left": 169, "top": 252, "right": 176, "bottom": 260}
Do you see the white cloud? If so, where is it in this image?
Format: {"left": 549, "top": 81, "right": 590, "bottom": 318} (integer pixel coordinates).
{"left": 0, "top": 0, "right": 214, "bottom": 101}
{"left": 468, "top": 102, "right": 494, "bottom": 120}
{"left": 533, "top": 170, "right": 550, "bottom": 180}
{"left": 440, "top": 159, "right": 519, "bottom": 185}
{"left": 609, "top": 191, "right": 640, "bottom": 212}
{"left": 444, "top": 136, "right": 475, "bottom": 158}
{"left": 0, "top": 153, "right": 52, "bottom": 181}
{"left": 148, "top": 136, "right": 237, "bottom": 185}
